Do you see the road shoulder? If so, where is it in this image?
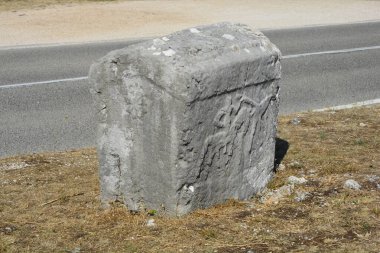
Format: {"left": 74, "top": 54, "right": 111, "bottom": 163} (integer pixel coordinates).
{"left": 1, "top": 0, "right": 380, "bottom": 47}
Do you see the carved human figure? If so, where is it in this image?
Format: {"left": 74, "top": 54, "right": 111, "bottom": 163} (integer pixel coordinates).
{"left": 198, "top": 93, "right": 275, "bottom": 176}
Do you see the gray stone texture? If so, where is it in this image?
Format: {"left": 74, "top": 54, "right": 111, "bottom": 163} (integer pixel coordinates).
{"left": 89, "top": 23, "right": 281, "bottom": 216}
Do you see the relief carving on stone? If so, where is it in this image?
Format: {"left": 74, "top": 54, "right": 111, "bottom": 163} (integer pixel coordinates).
{"left": 197, "top": 93, "right": 275, "bottom": 177}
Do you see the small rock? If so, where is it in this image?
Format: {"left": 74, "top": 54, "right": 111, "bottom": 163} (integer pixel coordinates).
{"left": 0, "top": 162, "right": 29, "bottom": 171}
{"left": 278, "top": 164, "right": 286, "bottom": 171}
{"left": 344, "top": 179, "right": 361, "bottom": 190}
{"left": 367, "top": 175, "right": 379, "bottom": 183}
{"left": 71, "top": 248, "right": 81, "bottom": 253}
{"left": 290, "top": 117, "right": 301, "bottom": 125}
{"left": 146, "top": 219, "right": 156, "bottom": 227}
{"left": 364, "top": 175, "right": 380, "bottom": 189}
{"left": 289, "top": 161, "right": 303, "bottom": 169}
{"left": 276, "top": 184, "right": 294, "bottom": 196}
{"left": 240, "top": 223, "right": 248, "bottom": 229}
{"left": 359, "top": 122, "right": 367, "bottom": 127}
{"left": 260, "top": 185, "right": 294, "bottom": 204}
{"left": 246, "top": 202, "right": 255, "bottom": 209}
{"left": 295, "top": 191, "right": 311, "bottom": 202}
{"left": 1, "top": 225, "right": 16, "bottom": 235}
{"left": 287, "top": 176, "right": 308, "bottom": 185}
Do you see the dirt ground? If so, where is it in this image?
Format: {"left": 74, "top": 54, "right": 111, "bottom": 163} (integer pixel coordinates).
{"left": 1, "top": 105, "right": 379, "bottom": 252}
{"left": 1, "top": 0, "right": 380, "bottom": 47}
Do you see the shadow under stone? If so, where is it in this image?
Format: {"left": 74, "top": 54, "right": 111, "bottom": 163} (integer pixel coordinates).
{"left": 274, "top": 137, "right": 289, "bottom": 171}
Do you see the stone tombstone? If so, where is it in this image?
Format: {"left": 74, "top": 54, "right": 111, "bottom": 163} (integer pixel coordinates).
{"left": 89, "top": 23, "right": 281, "bottom": 216}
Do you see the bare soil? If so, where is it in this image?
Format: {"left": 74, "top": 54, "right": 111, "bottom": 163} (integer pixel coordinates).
{"left": 1, "top": 105, "right": 379, "bottom": 252}
{"left": 1, "top": 0, "right": 380, "bottom": 46}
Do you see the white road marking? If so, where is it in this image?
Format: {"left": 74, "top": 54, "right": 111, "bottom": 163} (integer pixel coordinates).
{"left": 260, "top": 19, "right": 380, "bottom": 31}
{"left": 0, "top": 37, "right": 151, "bottom": 51}
{"left": 313, "top": 98, "right": 380, "bottom": 112}
{"left": 1, "top": 44, "right": 379, "bottom": 92}
{"left": 282, "top": 45, "right": 380, "bottom": 59}
{"left": 0, "top": 76, "right": 88, "bottom": 89}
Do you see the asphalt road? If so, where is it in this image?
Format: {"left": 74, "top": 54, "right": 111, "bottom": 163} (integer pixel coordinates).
{"left": 1, "top": 22, "right": 379, "bottom": 157}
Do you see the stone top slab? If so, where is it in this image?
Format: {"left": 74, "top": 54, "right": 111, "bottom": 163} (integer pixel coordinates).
{"left": 90, "top": 22, "right": 281, "bottom": 104}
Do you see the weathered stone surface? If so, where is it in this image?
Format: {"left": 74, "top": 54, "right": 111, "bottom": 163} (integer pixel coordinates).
{"left": 89, "top": 23, "right": 281, "bottom": 216}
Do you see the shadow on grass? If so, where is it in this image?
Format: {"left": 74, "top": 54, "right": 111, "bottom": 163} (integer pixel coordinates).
{"left": 274, "top": 137, "right": 289, "bottom": 171}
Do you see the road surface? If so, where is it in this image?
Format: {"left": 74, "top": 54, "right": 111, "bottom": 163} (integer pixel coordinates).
{"left": 1, "top": 22, "right": 379, "bottom": 157}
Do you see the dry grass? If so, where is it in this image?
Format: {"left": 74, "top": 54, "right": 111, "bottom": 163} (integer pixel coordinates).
{"left": 0, "top": 0, "right": 119, "bottom": 12}
{"left": 1, "top": 105, "right": 379, "bottom": 252}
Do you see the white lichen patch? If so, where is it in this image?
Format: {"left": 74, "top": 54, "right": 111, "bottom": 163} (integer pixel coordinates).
{"left": 259, "top": 40, "right": 268, "bottom": 51}
{"left": 112, "top": 65, "right": 118, "bottom": 75}
{"left": 230, "top": 45, "right": 239, "bottom": 51}
{"left": 162, "top": 36, "right": 170, "bottom": 41}
{"left": 222, "top": 34, "right": 235, "bottom": 40}
{"left": 163, "top": 49, "right": 176, "bottom": 57}
{"left": 182, "top": 184, "right": 195, "bottom": 193}
{"left": 148, "top": 45, "right": 157, "bottom": 51}
{"left": 190, "top": 28, "right": 200, "bottom": 33}
{"left": 153, "top": 38, "right": 165, "bottom": 46}
{"left": 253, "top": 31, "right": 264, "bottom": 37}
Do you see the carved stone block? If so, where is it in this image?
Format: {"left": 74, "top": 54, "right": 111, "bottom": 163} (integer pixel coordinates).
{"left": 89, "top": 23, "right": 281, "bottom": 215}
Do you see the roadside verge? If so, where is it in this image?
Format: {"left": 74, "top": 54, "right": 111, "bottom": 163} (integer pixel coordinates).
{"left": 1, "top": 105, "right": 379, "bottom": 252}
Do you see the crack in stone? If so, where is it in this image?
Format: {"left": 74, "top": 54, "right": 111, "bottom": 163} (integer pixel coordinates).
{"left": 190, "top": 78, "right": 277, "bottom": 104}
{"left": 110, "top": 153, "right": 122, "bottom": 200}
